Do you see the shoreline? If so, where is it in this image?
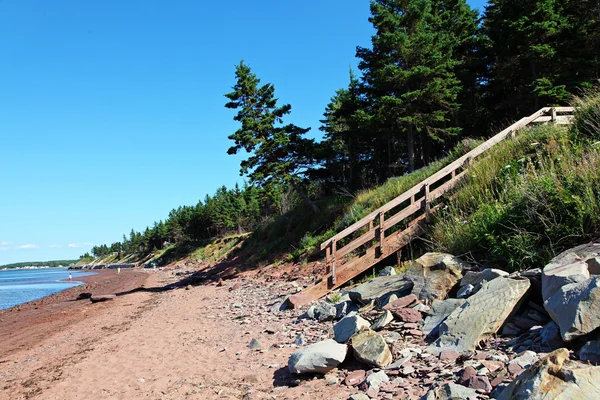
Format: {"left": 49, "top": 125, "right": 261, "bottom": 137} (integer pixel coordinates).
{"left": 0, "top": 269, "right": 150, "bottom": 359}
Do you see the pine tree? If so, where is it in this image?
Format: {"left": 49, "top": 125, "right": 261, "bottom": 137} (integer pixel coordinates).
{"left": 225, "top": 61, "right": 319, "bottom": 213}
{"left": 357, "top": 0, "right": 462, "bottom": 174}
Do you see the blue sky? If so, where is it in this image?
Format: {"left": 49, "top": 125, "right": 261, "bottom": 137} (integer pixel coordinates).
{"left": 0, "top": 0, "right": 488, "bottom": 265}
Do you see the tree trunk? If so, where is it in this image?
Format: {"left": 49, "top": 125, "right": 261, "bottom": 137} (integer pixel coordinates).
{"left": 293, "top": 183, "right": 319, "bottom": 214}
{"left": 407, "top": 125, "right": 415, "bottom": 173}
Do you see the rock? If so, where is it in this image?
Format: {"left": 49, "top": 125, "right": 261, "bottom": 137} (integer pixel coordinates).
{"left": 348, "top": 394, "right": 370, "bottom": 400}
{"left": 540, "top": 321, "right": 564, "bottom": 348}
{"left": 456, "top": 284, "right": 474, "bottom": 299}
{"left": 383, "top": 294, "right": 419, "bottom": 310}
{"left": 334, "top": 314, "right": 371, "bottom": 343}
{"left": 497, "top": 348, "right": 600, "bottom": 400}
{"left": 365, "top": 370, "right": 389, "bottom": 388}
{"left": 371, "top": 310, "right": 394, "bottom": 331}
{"left": 542, "top": 243, "right": 600, "bottom": 300}
{"left": 90, "top": 294, "right": 116, "bottom": 303}
{"left": 336, "top": 300, "right": 359, "bottom": 320}
{"left": 248, "top": 338, "right": 262, "bottom": 349}
{"left": 379, "top": 266, "right": 397, "bottom": 276}
{"left": 461, "top": 268, "right": 509, "bottom": 288}
{"left": 431, "top": 277, "right": 530, "bottom": 354}
{"left": 579, "top": 338, "right": 600, "bottom": 364}
{"left": 542, "top": 243, "right": 600, "bottom": 341}
{"left": 391, "top": 308, "right": 422, "bottom": 323}
{"left": 420, "top": 383, "right": 479, "bottom": 400}
{"left": 294, "top": 333, "right": 307, "bottom": 346}
{"left": 288, "top": 339, "right": 348, "bottom": 374}
{"left": 287, "top": 293, "right": 311, "bottom": 309}
{"left": 469, "top": 375, "right": 492, "bottom": 393}
{"left": 459, "top": 366, "right": 478, "bottom": 384}
{"left": 351, "top": 329, "right": 393, "bottom": 367}
{"left": 405, "top": 252, "right": 466, "bottom": 302}
{"left": 76, "top": 292, "right": 92, "bottom": 300}
{"left": 348, "top": 275, "right": 413, "bottom": 306}
{"left": 544, "top": 276, "right": 600, "bottom": 341}
{"left": 345, "top": 370, "right": 366, "bottom": 386}
{"left": 510, "top": 350, "right": 538, "bottom": 369}
{"left": 309, "top": 301, "right": 337, "bottom": 322}
{"left": 422, "top": 299, "right": 465, "bottom": 336}
{"left": 439, "top": 350, "right": 460, "bottom": 361}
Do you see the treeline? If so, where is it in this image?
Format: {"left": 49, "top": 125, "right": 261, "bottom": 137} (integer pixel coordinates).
{"left": 86, "top": 0, "right": 599, "bottom": 261}
{"left": 1, "top": 260, "right": 78, "bottom": 269}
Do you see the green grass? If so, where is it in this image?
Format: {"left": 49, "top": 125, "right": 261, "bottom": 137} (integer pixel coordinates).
{"left": 429, "top": 94, "right": 600, "bottom": 271}
{"left": 236, "top": 138, "right": 480, "bottom": 265}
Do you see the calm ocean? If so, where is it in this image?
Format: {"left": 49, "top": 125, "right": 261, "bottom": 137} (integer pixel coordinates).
{"left": 0, "top": 268, "right": 95, "bottom": 310}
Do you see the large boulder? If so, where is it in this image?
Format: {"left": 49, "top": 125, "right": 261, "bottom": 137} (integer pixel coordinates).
{"left": 460, "top": 268, "right": 508, "bottom": 288}
{"left": 542, "top": 243, "right": 600, "bottom": 300}
{"left": 288, "top": 339, "right": 348, "bottom": 374}
{"left": 431, "top": 277, "right": 530, "bottom": 354}
{"left": 542, "top": 243, "right": 600, "bottom": 341}
{"left": 404, "top": 253, "right": 466, "bottom": 302}
{"left": 497, "top": 348, "right": 600, "bottom": 400}
{"left": 579, "top": 338, "right": 600, "bottom": 364}
{"left": 348, "top": 275, "right": 413, "bottom": 306}
{"left": 422, "top": 299, "right": 466, "bottom": 336}
{"left": 351, "top": 329, "right": 393, "bottom": 367}
{"left": 333, "top": 314, "right": 371, "bottom": 343}
{"left": 544, "top": 277, "right": 600, "bottom": 341}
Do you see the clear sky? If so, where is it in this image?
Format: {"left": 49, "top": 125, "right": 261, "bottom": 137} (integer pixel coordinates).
{"left": 0, "top": 0, "right": 488, "bottom": 265}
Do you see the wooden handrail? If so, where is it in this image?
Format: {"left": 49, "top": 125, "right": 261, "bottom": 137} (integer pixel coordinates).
{"left": 319, "top": 107, "right": 575, "bottom": 265}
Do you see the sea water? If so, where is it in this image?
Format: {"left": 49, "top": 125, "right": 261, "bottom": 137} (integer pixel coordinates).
{"left": 0, "top": 268, "right": 95, "bottom": 310}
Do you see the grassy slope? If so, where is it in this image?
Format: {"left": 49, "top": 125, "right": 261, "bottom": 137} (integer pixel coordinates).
{"left": 429, "top": 96, "right": 600, "bottom": 271}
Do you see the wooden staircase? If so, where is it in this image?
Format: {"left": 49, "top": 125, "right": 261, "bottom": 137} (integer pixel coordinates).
{"left": 287, "top": 107, "right": 575, "bottom": 308}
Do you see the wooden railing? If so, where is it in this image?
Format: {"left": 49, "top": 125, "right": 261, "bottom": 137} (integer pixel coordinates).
{"left": 319, "top": 107, "right": 575, "bottom": 287}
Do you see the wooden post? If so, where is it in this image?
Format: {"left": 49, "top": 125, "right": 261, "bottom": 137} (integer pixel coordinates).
{"left": 451, "top": 169, "right": 456, "bottom": 179}
{"left": 325, "top": 243, "right": 331, "bottom": 274}
{"left": 331, "top": 239, "right": 337, "bottom": 286}
{"left": 551, "top": 107, "right": 557, "bottom": 123}
{"left": 379, "top": 211, "right": 385, "bottom": 256}
{"left": 424, "top": 183, "right": 431, "bottom": 221}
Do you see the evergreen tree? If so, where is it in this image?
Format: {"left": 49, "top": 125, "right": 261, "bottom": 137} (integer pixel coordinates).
{"left": 225, "top": 61, "right": 319, "bottom": 213}
{"left": 357, "top": 0, "right": 462, "bottom": 174}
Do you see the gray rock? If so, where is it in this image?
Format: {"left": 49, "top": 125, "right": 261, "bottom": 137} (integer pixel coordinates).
{"left": 365, "top": 370, "right": 389, "bottom": 388}
{"left": 288, "top": 339, "right": 348, "bottom": 374}
{"left": 544, "top": 276, "right": 600, "bottom": 341}
{"left": 348, "top": 394, "right": 370, "bottom": 400}
{"left": 510, "top": 350, "right": 538, "bottom": 369}
{"left": 371, "top": 310, "right": 394, "bottom": 331}
{"left": 335, "top": 300, "right": 359, "bottom": 320}
{"left": 542, "top": 243, "right": 600, "bottom": 300}
{"left": 333, "top": 314, "right": 371, "bottom": 343}
{"left": 579, "top": 338, "right": 600, "bottom": 364}
{"left": 405, "top": 252, "right": 466, "bottom": 302}
{"left": 294, "top": 333, "right": 307, "bottom": 346}
{"left": 351, "top": 329, "right": 393, "bottom": 367}
{"left": 498, "top": 348, "right": 600, "bottom": 400}
{"left": 311, "top": 301, "right": 337, "bottom": 322}
{"left": 248, "top": 338, "right": 262, "bottom": 349}
{"left": 348, "top": 275, "right": 413, "bottom": 306}
{"left": 460, "top": 268, "right": 508, "bottom": 288}
{"left": 422, "top": 299, "right": 466, "bottom": 336}
{"left": 457, "top": 284, "right": 475, "bottom": 299}
{"left": 540, "top": 321, "right": 564, "bottom": 349}
{"left": 420, "top": 383, "right": 479, "bottom": 400}
{"left": 379, "top": 266, "right": 397, "bottom": 276}
{"left": 431, "top": 277, "right": 530, "bottom": 354}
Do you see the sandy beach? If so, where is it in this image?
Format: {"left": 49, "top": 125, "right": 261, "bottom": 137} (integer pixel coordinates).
{"left": 0, "top": 263, "right": 349, "bottom": 400}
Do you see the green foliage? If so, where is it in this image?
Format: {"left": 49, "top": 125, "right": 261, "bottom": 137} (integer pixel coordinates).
{"left": 0, "top": 260, "right": 78, "bottom": 269}
{"left": 430, "top": 95, "right": 600, "bottom": 270}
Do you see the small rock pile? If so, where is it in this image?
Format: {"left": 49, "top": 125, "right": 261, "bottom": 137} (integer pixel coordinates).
{"left": 285, "top": 246, "right": 600, "bottom": 399}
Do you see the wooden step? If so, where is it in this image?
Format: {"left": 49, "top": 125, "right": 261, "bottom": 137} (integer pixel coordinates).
{"left": 287, "top": 218, "right": 427, "bottom": 308}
